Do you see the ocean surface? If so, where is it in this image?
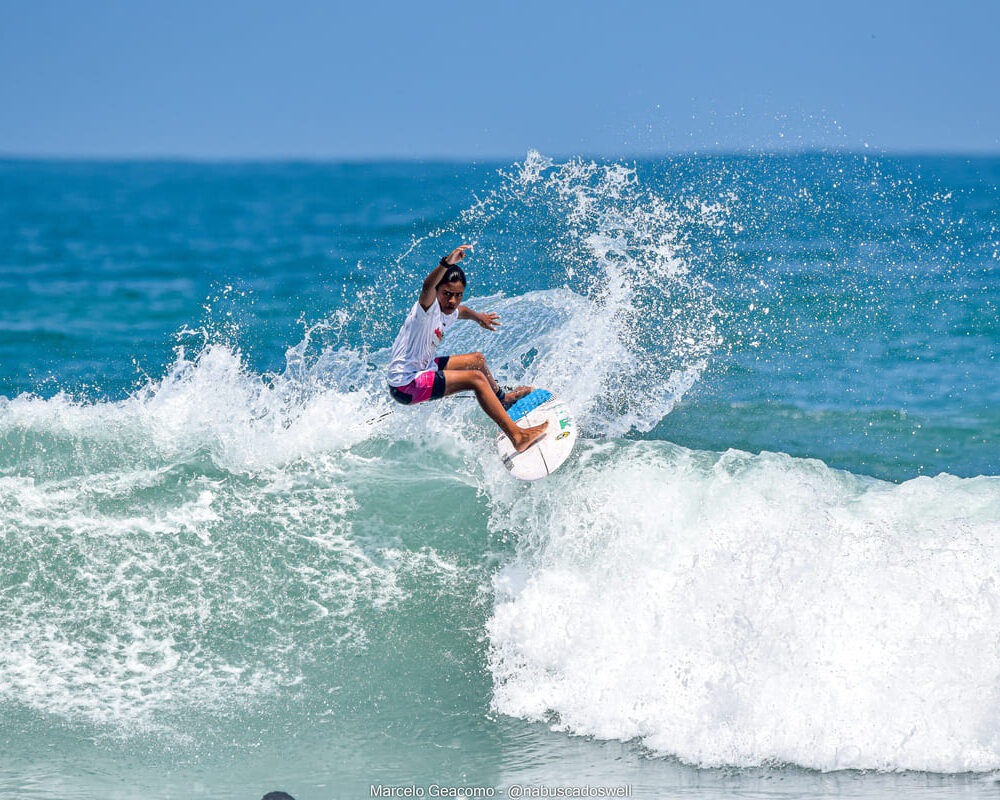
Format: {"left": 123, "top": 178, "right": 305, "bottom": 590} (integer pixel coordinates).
{"left": 0, "top": 152, "right": 998, "bottom": 799}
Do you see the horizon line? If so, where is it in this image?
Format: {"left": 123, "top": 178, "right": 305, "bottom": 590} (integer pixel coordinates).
{"left": 3, "top": 147, "right": 1000, "bottom": 165}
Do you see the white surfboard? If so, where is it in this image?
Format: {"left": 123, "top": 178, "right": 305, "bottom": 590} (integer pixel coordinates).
{"left": 496, "top": 389, "right": 577, "bottom": 480}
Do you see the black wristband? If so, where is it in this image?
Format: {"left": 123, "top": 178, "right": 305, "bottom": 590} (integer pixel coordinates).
{"left": 439, "top": 257, "right": 450, "bottom": 268}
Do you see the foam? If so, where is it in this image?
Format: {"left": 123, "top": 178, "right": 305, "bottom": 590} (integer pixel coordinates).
{"left": 486, "top": 441, "right": 1000, "bottom": 772}
{"left": 0, "top": 345, "right": 424, "bottom": 728}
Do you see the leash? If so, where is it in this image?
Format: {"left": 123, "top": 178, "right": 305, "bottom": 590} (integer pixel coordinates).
{"left": 361, "top": 393, "right": 476, "bottom": 427}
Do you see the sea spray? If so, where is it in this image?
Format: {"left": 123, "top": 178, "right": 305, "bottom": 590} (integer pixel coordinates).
{"left": 374, "top": 151, "right": 728, "bottom": 436}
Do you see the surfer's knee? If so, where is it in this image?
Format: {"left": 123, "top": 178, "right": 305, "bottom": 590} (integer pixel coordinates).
{"left": 472, "top": 351, "right": 486, "bottom": 371}
{"left": 468, "top": 370, "right": 489, "bottom": 392}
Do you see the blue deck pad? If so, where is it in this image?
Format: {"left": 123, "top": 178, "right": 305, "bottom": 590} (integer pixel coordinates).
{"left": 506, "top": 389, "right": 552, "bottom": 422}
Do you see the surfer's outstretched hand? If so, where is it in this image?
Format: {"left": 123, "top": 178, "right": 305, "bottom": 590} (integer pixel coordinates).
{"left": 477, "top": 311, "right": 501, "bottom": 331}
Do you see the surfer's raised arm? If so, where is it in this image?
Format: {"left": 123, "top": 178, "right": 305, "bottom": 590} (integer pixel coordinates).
{"left": 419, "top": 245, "right": 471, "bottom": 310}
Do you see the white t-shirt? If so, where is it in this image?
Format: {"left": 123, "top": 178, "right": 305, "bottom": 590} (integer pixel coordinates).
{"left": 387, "top": 301, "right": 459, "bottom": 387}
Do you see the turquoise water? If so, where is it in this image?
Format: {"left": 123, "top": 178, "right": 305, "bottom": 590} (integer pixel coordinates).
{"left": 1, "top": 153, "right": 999, "bottom": 799}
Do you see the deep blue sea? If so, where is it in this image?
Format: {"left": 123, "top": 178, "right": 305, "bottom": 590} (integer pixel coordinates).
{"left": 1, "top": 153, "right": 998, "bottom": 799}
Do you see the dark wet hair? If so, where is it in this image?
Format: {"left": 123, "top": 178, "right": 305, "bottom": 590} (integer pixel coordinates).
{"left": 436, "top": 265, "right": 467, "bottom": 288}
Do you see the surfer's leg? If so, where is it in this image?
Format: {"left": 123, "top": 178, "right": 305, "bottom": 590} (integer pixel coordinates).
{"left": 443, "top": 352, "right": 501, "bottom": 394}
{"left": 443, "top": 352, "right": 532, "bottom": 408}
{"left": 442, "top": 370, "right": 547, "bottom": 453}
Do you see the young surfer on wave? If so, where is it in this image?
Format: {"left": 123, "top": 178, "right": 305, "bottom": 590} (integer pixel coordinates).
{"left": 387, "top": 245, "right": 548, "bottom": 453}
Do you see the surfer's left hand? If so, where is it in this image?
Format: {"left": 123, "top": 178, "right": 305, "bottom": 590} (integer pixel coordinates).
{"left": 477, "top": 312, "right": 501, "bottom": 331}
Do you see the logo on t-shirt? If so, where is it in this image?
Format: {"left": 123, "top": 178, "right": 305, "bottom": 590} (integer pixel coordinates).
{"left": 434, "top": 327, "right": 443, "bottom": 341}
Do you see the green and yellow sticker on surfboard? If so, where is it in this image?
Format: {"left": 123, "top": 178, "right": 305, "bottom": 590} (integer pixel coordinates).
{"left": 496, "top": 389, "right": 577, "bottom": 480}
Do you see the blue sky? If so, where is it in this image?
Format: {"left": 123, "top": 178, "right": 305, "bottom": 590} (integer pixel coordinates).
{"left": 1, "top": 0, "right": 997, "bottom": 158}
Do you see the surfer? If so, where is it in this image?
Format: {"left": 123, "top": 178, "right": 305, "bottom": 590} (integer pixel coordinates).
{"left": 387, "top": 245, "right": 548, "bottom": 452}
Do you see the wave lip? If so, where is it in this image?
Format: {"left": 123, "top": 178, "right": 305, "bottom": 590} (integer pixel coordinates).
{"left": 486, "top": 441, "right": 1000, "bottom": 772}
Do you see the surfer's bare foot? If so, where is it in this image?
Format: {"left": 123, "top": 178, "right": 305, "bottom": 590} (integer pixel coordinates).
{"left": 502, "top": 385, "right": 533, "bottom": 409}
{"left": 513, "top": 420, "right": 548, "bottom": 452}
